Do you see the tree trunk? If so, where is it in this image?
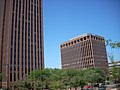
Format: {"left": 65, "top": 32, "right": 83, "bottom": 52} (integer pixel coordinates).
{"left": 81, "top": 86, "right": 83, "bottom": 90}
{"left": 75, "top": 87, "right": 77, "bottom": 90}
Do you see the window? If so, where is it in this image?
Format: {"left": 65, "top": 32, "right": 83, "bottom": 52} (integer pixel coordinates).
{"left": 22, "top": 73, "right": 24, "bottom": 78}
{"left": 18, "top": 20, "right": 20, "bottom": 66}
{"left": 96, "top": 37, "right": 98, "bottom": 40}
{"left": 15, "top": 0, "right": 18, "bottom": 28}
{"left": 71, "top": 41, "right": 73, "bottom": 44}
{"left": 28, "top": 0, "right": 30, "bottom": 70}
{"left": 80, "top": 38, "right": 83, "bottom": 41}
{"left": 14, "top": 30, "right": 17, "bottom": 65}
{"left": 19, "top": 0, "right": 21, "bottom": 18}
{"left": 10, "top": 4, "right": 15, "bottom": 67}
{"left": 68, "top": 42, "right": 70, "bottom": 45}
{"left": 22, "top": 0, "right": 24, "bottom": 71}
{"left": 10, "top": 73, "right": 12, "bottom": 81}
{"left": 14, "top": 72, "right": 16, "bottom": 81}
{"left": 13, "top": 0, "right": 15, "bottom": 11}
{"left": 91, "top": 35, "right": 93, "bottom": 38}
{"left": 18, "top": 73, "right": 19, "bottom": 80}
{"left": 84, "top": 37, "right": 86, "bottom": 40}
{"left": 74, "top": 40, "right": 76, "bottom": 43}
{"left": 87, "top": 36, "right": 90, "bottom": 39}
{"left": 10, "top": 66, "right": 12, "bottom": 72}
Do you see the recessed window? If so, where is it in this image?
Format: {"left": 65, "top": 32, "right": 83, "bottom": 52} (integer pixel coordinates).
{"left": 87, "top": 36, "right": 90, "bottom": 39}
{"left": 71, "top": 41, "right": 73, "bottom": 44}
{"left": 96, "top": 37, "right": 98, "bottom": 40}
{"left": 68, "top": 42, "right": 70, "bottom": 45}
{"left": 91, "top": 35, "right": 93, "bottom": 38}
{"left": 74, "top": 40, "right": 76, "bottom": 43}
{"left": 81, "top": 38, "right": 83, "bottom": 41}
{"left": 10, "top": 73, "right": 12, "bottom": 81}
{"left": 84, "top": 37, "right": 86, "bottom": 40}
{"left": 14, "top": 72, "right": 16, "bottom": 81}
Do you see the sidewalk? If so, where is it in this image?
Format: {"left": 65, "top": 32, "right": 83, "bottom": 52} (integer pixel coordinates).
{"left": 106, "top": 87, "right": 120, "bottom": 90}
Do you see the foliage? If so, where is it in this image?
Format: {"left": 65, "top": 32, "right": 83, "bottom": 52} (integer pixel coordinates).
{"left": 106, "top": 39, "right": 120, "bottom": 83}
{"left": 0, "top": 73, "right": 2, "bottom": 82}
{"left": 105, "top": 39, "right": 120, "bottom": 49}
{"left": 83, "top": 68, "right": 105, "bottom": 84}
{"left": 109, "top": 56, "right": 120, "bottom": 83}
{"left": 14, "top": 68, "right": 105, "bottom": 89}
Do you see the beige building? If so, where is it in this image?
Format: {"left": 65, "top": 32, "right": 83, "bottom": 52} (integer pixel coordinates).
{"left": 60, "top": 33, "right": 108, "bottom": 71}
{"left": 0, "top": 0, "right": 44, "bottom": 88}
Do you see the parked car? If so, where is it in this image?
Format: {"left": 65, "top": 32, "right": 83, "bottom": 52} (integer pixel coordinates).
{"left": 83, "top": 85, "right": 93, "bottom": 90}
{"left": 98, "top": 84, "right": 106, "bottom": 90}
{"left": 106, "top": 84, "right": 117, "bottom": 88}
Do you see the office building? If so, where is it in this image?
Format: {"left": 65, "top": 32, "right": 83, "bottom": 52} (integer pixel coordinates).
{"left": 60, "top": 33, "right": 108, "bottom": 71}
{"left": 108, "top": 61, "right": 120, "bottom": 77}
{"left": 0, "top": 0, "right": 44, "bottom": 88}
{"left": 109, "top": 61, "right": 120, "bottom": 68}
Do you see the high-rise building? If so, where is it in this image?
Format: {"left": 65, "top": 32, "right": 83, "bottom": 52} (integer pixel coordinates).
{"left": 60, "top": 33, "right": 108, "bottom": 71}
{"left": 0, "top": 0, "right": 44, "bottom": 88}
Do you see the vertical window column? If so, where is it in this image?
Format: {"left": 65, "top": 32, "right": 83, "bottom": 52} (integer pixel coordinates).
{"left": 14, "top": 0, "right": 18, "bottom": 81}
{"left": 34, "top": 0, "right": 37, "bottom": 69}
{"left": 17, "top": 0, "right": 21, "bottom": 80}
{"left": 28, "top": 0, "right": 31, "bottom": 72}
{"left": 22, "top": 0, "right": 25, "bottom": 79}
{"left": 10, "top": 0, "right": 15, "bottom": 82}
{"left": 25, "top": 0, "right": 28, "bottom": 74}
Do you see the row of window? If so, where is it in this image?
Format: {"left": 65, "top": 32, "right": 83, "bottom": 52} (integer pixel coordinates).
{"left": 61, "top": 35, "right": 104, "bottom": 48}
{"left": 63, "top": 64, "right": 94, "bottom": 69}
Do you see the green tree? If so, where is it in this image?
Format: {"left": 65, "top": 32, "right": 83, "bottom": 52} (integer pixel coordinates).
{"left": 83, "top": 68, "right": 105, "bottom": 85}
{"left": 106, "top": 39, "right": 120, "bottom": 83}
{"left": 14, "top": 68, "right": 106, "bottom": 90}
{"left": 106, "top": 39, "right": 120, "bottom": 49}
{"left": 69, "top": 70, "right": 86, "bottom": 90}
{"left": 14, "top": 81, "right": 28, "bottom": 90}
{"left": 64, "top": 69, "right": 78, "bottom": 90}
{"left": 0, "top": 73, "right": 2, "bottom": 82}
{"left": 48, "top": 68, "right": 67, "bottom": 90}
{"left": 109, "top": 55, "right": 120, "bottom": 83}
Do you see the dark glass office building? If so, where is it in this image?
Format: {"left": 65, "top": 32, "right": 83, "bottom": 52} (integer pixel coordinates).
{"left": 0, "top": 0, "right": 44, "bottom": 88}
{"left": 61, "top": 33, "right": 108, "bottom": 72}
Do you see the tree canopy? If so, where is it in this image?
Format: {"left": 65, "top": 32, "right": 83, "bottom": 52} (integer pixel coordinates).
{"left": 105, "top": 39, "right": 120, "bottom": 49}
{"left": 0, "top": 73, "right": 2, "bottom": 82}
{"left": 14, "top": 68, "right": 105, "bottom": 90}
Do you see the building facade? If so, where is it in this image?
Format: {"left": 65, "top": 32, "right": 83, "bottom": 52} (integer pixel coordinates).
{"left": 0, "top": 0, "right": 44, "bottom": 88}
{"left": 109, "top": 61, "right": 120, "bottom": 68}
{"left": 108, "top": 61, "right": 120, "bottom": 79}
{"left": 60, "top": 33, "right": 108, "bottom": 71}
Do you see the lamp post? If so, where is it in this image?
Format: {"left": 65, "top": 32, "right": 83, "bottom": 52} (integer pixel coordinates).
{"left": 41, "top": 75, "right": 45, "bottom": 90}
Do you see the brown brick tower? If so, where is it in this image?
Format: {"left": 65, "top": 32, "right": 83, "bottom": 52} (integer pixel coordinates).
{"left": 0, "top": 0, "right": 44, "bottom": 88}
{"left": 60, "top": 33, "right": 108, "bottom": 72}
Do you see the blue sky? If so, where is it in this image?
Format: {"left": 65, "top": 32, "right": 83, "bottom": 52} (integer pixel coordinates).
{"left": 43, "top": 0, "right": 120, "bottom": 68}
